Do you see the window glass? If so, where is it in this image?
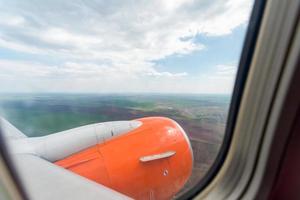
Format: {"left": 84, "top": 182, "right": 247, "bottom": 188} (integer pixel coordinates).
{"left": 0, "top": 0, "right": 255, "bottom": 199}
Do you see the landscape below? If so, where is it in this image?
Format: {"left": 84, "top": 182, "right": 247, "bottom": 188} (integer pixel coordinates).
{"left": 0, "top": 93, "right": 230, "bottom": 197}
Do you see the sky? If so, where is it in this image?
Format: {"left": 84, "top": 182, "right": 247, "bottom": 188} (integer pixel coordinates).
{"left": 0, "top": 0, "right": 254, "bottom": 94}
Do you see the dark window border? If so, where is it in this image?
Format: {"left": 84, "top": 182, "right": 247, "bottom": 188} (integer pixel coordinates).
{"left": 178, "top": 0, "right": 267, "bottom": 199}
{"left": 0, "top": 129, "right": 29, "bottom": 199}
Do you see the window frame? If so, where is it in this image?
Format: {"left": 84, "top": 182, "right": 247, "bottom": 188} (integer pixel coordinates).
{"left": 192, "top": 0, "right": 300, "bottom": 199}
{"left": 0, "top": 131, "right": 26, "bottom": 200}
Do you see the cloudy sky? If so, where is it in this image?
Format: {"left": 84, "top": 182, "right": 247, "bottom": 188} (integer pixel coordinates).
{"left": 0, "top": 0, "right": 254, "bottom": 94}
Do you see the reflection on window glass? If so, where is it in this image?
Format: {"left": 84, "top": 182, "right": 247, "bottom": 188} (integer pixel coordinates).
{"left": 0, "top": 0, "right": 254, "bottom": 199}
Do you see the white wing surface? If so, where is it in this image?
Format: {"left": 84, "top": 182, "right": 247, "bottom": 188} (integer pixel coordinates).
{"left": 0, "top": 117, "right": 135, "bottom": 200}
{"left": 13, "top": 154, "right": 132, "bottom": 200}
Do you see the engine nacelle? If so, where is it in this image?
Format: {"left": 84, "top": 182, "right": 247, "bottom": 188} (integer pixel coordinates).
{"left": 55, "top": 117, "right": 193, "bottom": 200}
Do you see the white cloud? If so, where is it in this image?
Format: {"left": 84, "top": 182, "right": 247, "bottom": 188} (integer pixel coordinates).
{"left": 145, "top": 70, "right": 188, "bottom": 78}
{"left": 0, "top": 0, "right": 253, "bottom": 93}
{"left": 0, "top": 60, "right": 237, "bottom": 94}
{"left": 0, "top": 59, "right": 187, "bottom": 81}
{"left": 215, "top": 64, "right": 237, "bottom": 76}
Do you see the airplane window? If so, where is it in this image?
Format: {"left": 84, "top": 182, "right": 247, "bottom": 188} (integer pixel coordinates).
{"left": 0, "top": 0, "right": 256, "bottom": 199}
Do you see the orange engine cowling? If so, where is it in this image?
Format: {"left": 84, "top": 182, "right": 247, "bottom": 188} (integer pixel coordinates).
{"left": 55, "top": 117, "right": 193, "bottom": 200}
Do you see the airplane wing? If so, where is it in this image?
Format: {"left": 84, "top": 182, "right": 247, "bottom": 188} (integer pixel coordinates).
{"left": 12, "top": 154, "right": 131, "bottom": 200}
{"left": 1, "top": 117, "right": 132, "bottom": 200}
{"left": 0, "top": 117, "right": 27, "bottom": 139}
